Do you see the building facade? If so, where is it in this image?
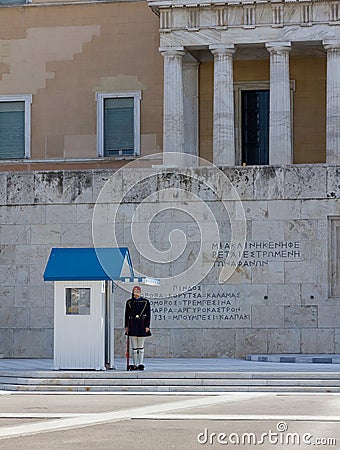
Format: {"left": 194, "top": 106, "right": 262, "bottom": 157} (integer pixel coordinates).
{"left": 0, "top": 0, "right": 339, "bottom": 358}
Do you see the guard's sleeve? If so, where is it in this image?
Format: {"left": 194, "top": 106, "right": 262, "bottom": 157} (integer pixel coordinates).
{"left": 124, "top": 300, "right": 130, "bottom": 328}
{"left": 144, "top": 299, "right": 151, "bottom": 328}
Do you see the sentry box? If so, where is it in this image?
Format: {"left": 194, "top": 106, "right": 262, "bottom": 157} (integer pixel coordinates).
{"left": 43, "top": 247, "right": 159, "bottom": 370}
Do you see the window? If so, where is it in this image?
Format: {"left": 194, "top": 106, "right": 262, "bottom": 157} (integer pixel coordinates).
{"left": 96, "top": 91, "right": 141, "bottom": 157}
{"left": 329, "top": 217, "right": 340, "bottom": 298}
{"left": 0, "top": 95, "right": 32, "bottom": 160}
{"left": 0, "top": 0, "right": 26, "bottom": 4}
{"left": 65, "top": 288, "right": 91, "bottom": 315}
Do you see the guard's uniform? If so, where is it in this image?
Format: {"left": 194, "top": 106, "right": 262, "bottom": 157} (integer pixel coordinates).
{"left": 125, "top": 297, "right": 151, "bottom": 337}
{"left": 124, "top": 292, "right": 151, "bottom": 370}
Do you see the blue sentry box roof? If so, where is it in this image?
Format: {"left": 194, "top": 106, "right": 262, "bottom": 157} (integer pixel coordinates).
{"left": 43, "top": 247, "right": 134, "bottom": 281}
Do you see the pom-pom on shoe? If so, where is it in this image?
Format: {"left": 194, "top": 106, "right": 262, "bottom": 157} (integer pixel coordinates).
{"left": 137, "top": 364, "right": 145, "bottom": 370}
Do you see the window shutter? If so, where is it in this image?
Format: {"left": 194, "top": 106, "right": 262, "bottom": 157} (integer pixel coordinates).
{"left": 0, "top": 102, "right": 25, "bottom": 159}
{"left": 0, "top": 0, "right": 26, "bottom": 4}
{"left": 104, "top": 98, "right": 134, "bottom": 156}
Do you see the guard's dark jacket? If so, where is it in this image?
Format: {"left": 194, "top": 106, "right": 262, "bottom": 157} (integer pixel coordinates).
{"left": 125, "top": 296, "right": 151, "bottom": 337}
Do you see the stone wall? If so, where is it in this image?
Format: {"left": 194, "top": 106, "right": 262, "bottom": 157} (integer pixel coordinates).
{"left": 0, "top": 165, "right": 339, "bottom": 358}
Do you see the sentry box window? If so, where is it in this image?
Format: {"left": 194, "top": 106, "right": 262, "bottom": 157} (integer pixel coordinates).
{"left": 65, "top": 288, "right": 91, "bottom": 315}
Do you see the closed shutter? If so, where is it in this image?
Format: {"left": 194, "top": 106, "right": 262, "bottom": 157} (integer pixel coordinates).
{"left": 104, "top": 98, "right": 134, "bottom": 156}
{"left": 0, "top": 101, "right": 25, "bottom": 159}
{"left": 0, "top": 0, "right": 26, "bottom": 4}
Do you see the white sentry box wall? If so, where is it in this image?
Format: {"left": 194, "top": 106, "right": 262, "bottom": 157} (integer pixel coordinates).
{"left": 54, "top": 281, "right": 107, "bottom": 370}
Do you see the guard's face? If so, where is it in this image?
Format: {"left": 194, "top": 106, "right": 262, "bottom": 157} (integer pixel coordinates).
{"left": 133, "top": 288, "right": 141, "bottom": 298}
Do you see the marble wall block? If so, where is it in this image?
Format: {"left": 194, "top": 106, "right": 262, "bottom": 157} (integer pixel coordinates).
{"left": 144, "top": 329, "right": 170, "bottom": 358}
{"left": 251, "top": 261, "right": 284, "bottom": 283}
{"left": 29, "top": 307, "right": 54, "bottom": 329}
{"left": 335, "top": 331, "right": 340, "bottom": 353}
{"left": 301, "top": 283, "right": 329, "bottom": 305}
{"left": 284, "top": 261, "right": 319, "bottom": 284}
{"left": 202, "top": 329, "right": 235, "bottom": 358}
{"left": 170, "top": 329, "right": 204, "bottom": 357}
{"left": 7, "top": 173, "right": 35, "bottom": 205}
{"left": 46, "top": 204, "right": 77, "bottom": 224}
{"left": 33, "top": 172, "right": 64, "bottom": 204}
{"left": 0, "top": 173, "right": 7, "bottom": 205}
{"left": 0, "top": 307, "right": 29, "bottom": 328}
{"left": 326, "top": 166, "right": 340, "bottom": 199}
{"left": 0, "top": 225, "right": 30, "bottom": 245}
{"left": 251, "top": 305, "right": 285, "bottom": 328}
{"left": 0, "top": 329, "right": 14, "bottom": 357}
{"left": 268, "top": 329, "right": 301, "bottom": 354}
{"left": 268, "top": 200, "right": 301, "bottom": 220}
{"left": 235, "top": 329, "right": 268, "bottom": 357}
{"left": 0, "top": 265, "right": 30, "bottom": 287}
{"left": 63, "top": 172, "right": 93, "bottom": 204}
{"left": 222, "top": 167, "right": 254, "bottom": 200}
{"left": 61, "top": 223, "right": 92, "bottom": 245}
{"left": 284, "top": 219, "right": 319, "bottom": 241}
{"left": 76, "top": 204, "right": 94, "bottom": 224}
{"left": 284, "top": 165, "right": 328, "bottom": 199}
{"left": 0, "top": 245, "right": 16, "bottom": 265}
{"left": 301, "top": 329, "right": 335, "bottom": 353}
{"left": 318, "top": 306, "right": 340, "bottom": 328}
{"left": 15, "top": 285, "right": 46, "bottom": 308}
{"left": 253, "top": 166, "right": 285, "bottom": 200}
{"left": 268, "top": 283, "right": 301, "bottom": 305}
{"left": 301, "top": 199, "right": 336, "bottom": 219}
{"left": 13, "top": 329, "right": 53, "bottom": 358}
{"left": 30, "top": 224, "right": 61, "bottom": 245}
{"left": 252, "top": 220, "right": 284, "bottom": 241}
{"left": 284, "top": 305, "right": 318, "bottom": 328}
{"left": 0, "top": 287, "right": 15, "bottom": 308}
{"left": 10, "top": 205, "right": 46, "bottom": 225}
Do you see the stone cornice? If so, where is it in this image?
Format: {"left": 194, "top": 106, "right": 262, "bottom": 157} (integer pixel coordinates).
{"left": 149, "top": 0, "right": 338, "bottom": 7}
{"left": 148, "top": 0, "right": 340, "bottom": 33}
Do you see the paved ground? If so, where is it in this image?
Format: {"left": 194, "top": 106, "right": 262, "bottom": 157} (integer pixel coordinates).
{"left": 0, "top": 356, "right": 340, "bottom": 373}
{"left": 0, "top": 357, "right": 339, "bottom": 449}
{"left": 0, "top": 392, "right": 339, "bottom": 449}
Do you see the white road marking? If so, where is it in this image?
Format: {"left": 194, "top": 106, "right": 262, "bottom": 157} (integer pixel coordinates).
{"left": 137, "top": 414, "right": 340, "bottom": 422}
{"left": 0, "top": 393, "right": 266, "bottom": 440}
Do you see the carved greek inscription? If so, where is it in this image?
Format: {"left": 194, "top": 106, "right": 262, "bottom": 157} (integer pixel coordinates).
{"left": 145, "top": 285, "right": 251, "bottom": 325}
{"left": 212, "top": 241, "right": 302, "bottom": 267}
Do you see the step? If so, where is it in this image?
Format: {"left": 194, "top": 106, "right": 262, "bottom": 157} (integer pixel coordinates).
{"left": 1, "top": 371, "right": 340, "bottom": 393}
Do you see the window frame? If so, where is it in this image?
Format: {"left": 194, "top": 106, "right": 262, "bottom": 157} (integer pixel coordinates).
{"left": 96, "top": 91, "right": 142, "bottom": 158}
{"left": 0, "top": 94, "right": 32, "bottom": 160}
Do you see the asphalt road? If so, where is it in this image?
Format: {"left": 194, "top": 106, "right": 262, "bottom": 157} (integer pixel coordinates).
{"left": 0, "top": 391, "right": 339, "bottom": 449}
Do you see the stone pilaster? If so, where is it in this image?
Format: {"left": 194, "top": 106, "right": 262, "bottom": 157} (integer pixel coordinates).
{"left": 183, "top": 61, "right": 199, "bottom": 157}
{"left": 159, "top": 47, "right": 186, "bottom": 157}
{"left": 323, "top": 40, "right": 340, "bottom": 164}
{"left": 210, "top": 44, "right": 236, "bottom": 166}
{"left": 265, "top": 42, "right": 292, "bottom": 165}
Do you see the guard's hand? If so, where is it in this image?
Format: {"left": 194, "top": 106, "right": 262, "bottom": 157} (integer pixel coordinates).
{"left": 145, "top": 327, "right": 150, "bottom": 333}
{"left": 125, "top": 327, "right": 129, "bottom": 335}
